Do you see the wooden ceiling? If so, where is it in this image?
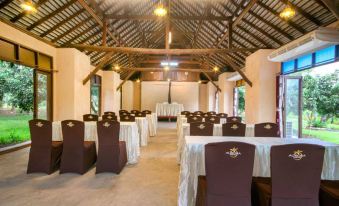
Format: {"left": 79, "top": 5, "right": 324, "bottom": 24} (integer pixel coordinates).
{"left": 0, "top": 0, "right": 337, "bottom": 80}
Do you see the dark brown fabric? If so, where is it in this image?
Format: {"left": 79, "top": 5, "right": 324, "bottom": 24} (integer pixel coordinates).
{"left": 142, "top": 110, "right": 152, "bottom": 114}
{"left": 320, "top": 180, "right": 339, "bottom": 206}
{"left": 227, "top": 116, "right": 242, "bottom": 123}
{"left": 83, "top": 114, "right": 99, "bottom": 122}
{"left": 185, "top": 113, "right": 194, "bottom": 118}
{"left": 120, "top": 115, "right": 135, "bottom": 122}
{"left": 60, "top": 120, "right": 96, "bottom": 174}
{"left": 96, "top": 121, "right": 127, "bottom": 174}
{"left": 131, "top": 110, "right": 140, "bottom": 114}
{"left": 119, "top": 110, "right": 129, "bottom": 116}
{"left": 196, "top": 176, "right": 207, "bottom": 206}
{"left": 255, "top": 122, "right": 279, "bottom": 137}
{"left": 217, "top": 113, "right": 228, "bottom": 118}
{"left": 194, "top": 111, "right": 204, "bottom": 115}
{"left": 222, "top": 123, "right": 246, "bottom": 137}
{"left": 200, "top": 142, "right": 255, "bottom": 206}
{"left": 190, "top": 122, "right": 214, "bottom": 136}
{"left": 206, "top": 111, "right": 216, "bottom": 115}
{"left": 181, "top": 111, "right": 190, "bottom": 115}
{"left": 27, "top": 119, "right": 62, "bottom": 174}
{"left": 187, "top": 116, "right": 203, "bottom": 123}
{"left": 104, "top": 111, "right": 115, "bottom": 116}
{"left": 102, "top": 114, "right": 118, "bottom": 121}
{"left": 205, "top": 116, "right": 220, "bottom": 124}
{"left": 135, "top": 112, "right": 146, "bottom": 117}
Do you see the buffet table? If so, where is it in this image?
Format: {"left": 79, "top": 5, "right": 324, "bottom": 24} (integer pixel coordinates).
{"left": 156, "top": 102, "right": 184, "bottom": 117}
{"left": 147, "top": 113, "right": 158, "bottom": 136}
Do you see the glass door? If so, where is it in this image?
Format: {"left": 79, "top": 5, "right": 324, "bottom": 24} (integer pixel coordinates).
{"left": 35, "top": 71, "right": 52, "bottom": 120}
{"left": 283, "top": 76, "right": 302, "bottom": 138}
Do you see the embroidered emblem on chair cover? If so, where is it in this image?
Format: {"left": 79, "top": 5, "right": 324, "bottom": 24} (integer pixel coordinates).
{"left": 88, "top": 115, "right": 93, "bottom": 119}
{"left": 108, "top": 116, "right": 113, "bottom": 119}
{"left": 288, "top": 150, "right": 306, "bottom": 160}
{"left": 210, "top": 117, "right": 215, "bottom": 121}
{"left": 231, "top": 124, "right": 239, "bottom": 130}
{"left": 36, "top": 122, "right": 43, "bottom": 127}
{"left": 226, "top": 147, "right": 241, "bottom": 158}
{"left": 103, "top": 122, "right": 110, "bottom": 127}
{"left": 232, "top": 117, "right": 237, "bottom": 121}
{"left": 204, "top": 114, "right": 208, "bottom": 117}
{"left": 198, "top": 124, "right": 205, "bottom": 129}
{"left": 67, "top": 122, "right": 74, "bottom": 127}
{"left": 264, "top": 124, "right": 272, "bottom": 129}
{"left": 125, "top": 116, "right": 130, "bottom": 120}
{"left": 193, "top": 117, "right": 197, "bottom": 120}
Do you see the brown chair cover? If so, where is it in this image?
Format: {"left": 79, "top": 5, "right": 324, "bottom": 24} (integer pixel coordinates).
{"left": 255, "top": 122, "right": 279, "bottom": 137}
{"left": 181, "top": 111, "right": 190, "bottom": 115}
{"left": 96, "top": 121, "right": 127, "bottom": 174}
{"left": 187, "top": 116, "right": 203, "bottom": 123}
{"left": 185, "top": 113, "right": 194, "bottom": 117}
{"left": 206, "top": 111, "right": 216, "bottom": 115}
{"left": 60, "top": 120, "right": 97, "bottom": 174}
{"left": 135, "top": 112, "right": 146, "bottom": 117}
{"left": 320, "top": 180, "right": 339, "bottom": 206}
{"left": 104, "top": 111, "right": 115, "bottom": 116}
{"left": 120, "top": 115, "right": 135, "bottom": 122}
{"left": 119, "top": 110, "right": 129, "bottom": 115}
{"left": 194, "top": 111, "right": 204, "bottom": 115}
{"left": 131, "top": 110, "right": 140, "bottom": 114}
{"left": 190, "top": 122, "right": 214, "bottom": 136}
{"left": 83, "top": 114, "right": 99, "bottom": 122}
{"left": 205, "top": 116, "right": 220, "bottom": 124}
{"left": 227, "top": 116, "right": 242, "bottom": 123}
{"left": 120, "top": 111, "right": 130, "bottom": 116}
{"left": 27, "top": 119, "right": 63, "bottom": 174}
{"left": 222, "top": 123, "right": 246, "bottom": 137}
{"left": 102, "top": 114, "right": 118, "bottom": 121}
{"left": 142, "top": 110, "right": 152, "bottom": 114}
{"left": 196, "top": 142, "right": 255, "bottom": 206}
{"left": 255, "top": 144, "right": 325, "bottom": 206}
{"left": 217, "top": 113, "right": 228, "bottom": 118}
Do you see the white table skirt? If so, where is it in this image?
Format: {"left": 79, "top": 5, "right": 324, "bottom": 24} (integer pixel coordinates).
{"left": 52, "top": 121, "right": 140, "bottom": 164}
{"left": 178, "top": 136, "right": 339, "bottom": 206}
{"left": 177, "top": 123, "right": 254, "bottom": 163}
{"left": 156, "top": 103, "right": 184, "bottom": 117}
{"left": 135, "top": 117, "right": 149, "bottom": 146}
{"left": 147, "top": 113, "right": 157, "bottom": 137}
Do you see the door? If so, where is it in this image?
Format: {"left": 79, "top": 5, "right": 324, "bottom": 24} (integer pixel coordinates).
{"left": 35, "top": 70, "right": 52, "bottom": 120}
{"left": 283, "top": 76, "right": 302, "bottom": 138}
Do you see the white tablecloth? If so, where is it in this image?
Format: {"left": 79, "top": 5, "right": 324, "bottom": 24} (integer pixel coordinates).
{"left": 52, "top": 121, "right": 140, "bottom": 164}
{"left": 135, "top": 117, "right": 149, "bottom": 146}
{"left": 178, "top": 136, "right": 339, "bottom": 206}
{"left": 156, "top": 103, "right": 184, "bottom": 117}
{"left": 147, "top": 113, "right": 157, "bottom": 136}
{"left": 177, "top": 123, "right": 254, "bottom": 162}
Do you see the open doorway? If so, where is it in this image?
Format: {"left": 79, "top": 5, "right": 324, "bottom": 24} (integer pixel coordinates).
{"left": 234, "top": 80, "right": 245, "bottom": 121}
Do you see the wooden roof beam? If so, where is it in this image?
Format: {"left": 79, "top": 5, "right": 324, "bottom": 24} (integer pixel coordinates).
{"left": 121, "top": 67, "right": 215, "bottom": 73}
{"left": 106, "top": 14, "right": 232, "bottom": 21}
{"left": 10, "top": 0, "right": 49, "bottom": 23}
{"left": 320, "top": 0, "right": 339, "bottom": 19}
{"left": 83, "top": 52, "right": 114, "bottom": 85}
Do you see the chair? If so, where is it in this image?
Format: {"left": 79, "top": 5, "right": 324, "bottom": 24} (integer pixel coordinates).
{"left": 135, "top": 112, "right": 146, "bottom": 117}
{"left": 254, "top": 144, "right": 325, "bottom": 206}
{"left": 120, "top": 115, "right": 135, "bottom": 122}
{"left": 83, "top": 114, "right": 99, "bottom": 122}
{"left": 27, "top": 119, "right": 63, "bottom": 174}
{"left": 119, "top": 110, "right": 129, "bottom": 115}
{"left": 205, "top": 116, "right": 221, "bottom": 124}
{"left": 60, "top": 120, "right": 96, "bottom": 174}
{"left": 196, "top": 142, "right": 255, "bottom": 206}
{"left": 102, "top": 114, "right": 118, "bottom": 121}
{"left": 254, "top": 123, "right": 279, "bottom": 137}
{"left": 194, "top": 111, "right": 204, "bottom": 115}
{"left": 131, "top": 110, "right": 140, "bottom": 114}
{"left": 222, "top": 123, "right": 246, "bottom": 137}
{"left": 227, "top": 116, "right": 242, "bottom": 123}
{"left": 185, "top": 113, "right": 194, "bottom": 117}
{"left": 96, "top": 121, "right": 127, "bottom": 174}
{"left": 142, "top": 110, "right": 152, "bottom": 114}
{"left": 319, "top": 180, "right": 339, "bottom": 206}
{"left": 217, "top": 113, "right": 228, "bottom": 118}
{"left": 190, "top": 122, "right": 214, "bottom": 136}
{"left": 206, "top": 111, "right": 217, "bottom": 116}
{"left": 181, "top": 111, "right": 190, "bottom": 115}
{"left": 104, "top": 111, "right": 115, "bottom": 116}
{"left": 187, "top": 116, "right": 203, "bottom": 123}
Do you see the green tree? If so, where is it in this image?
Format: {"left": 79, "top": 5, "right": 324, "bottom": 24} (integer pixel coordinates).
{"left": 303, "top": 74, "right": 319, "bottom": 127}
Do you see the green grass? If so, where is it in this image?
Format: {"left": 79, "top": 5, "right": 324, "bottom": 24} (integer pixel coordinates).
{"left": 303, "top": 129, "right": 339, "bottom": 144}
{"left": 0, "top": 114, "right": 32, "bottom": 145}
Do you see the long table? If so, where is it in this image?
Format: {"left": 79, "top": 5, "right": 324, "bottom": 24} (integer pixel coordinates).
{"left": 178, "top": 136, "right": 339, "bottom": 206}
{"left": 156, "top": 103, "right": 184, "bottom": 117}
{"left": 52, "top": 121, "right": 140, "bottom": 164}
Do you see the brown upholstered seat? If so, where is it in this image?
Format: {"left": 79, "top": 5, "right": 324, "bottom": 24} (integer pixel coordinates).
{"left": 194, "top": 111, "right": 204, "bottom": 115}
{"left": 120, "top": 115, "right": 135, "bottom": 122}
{"left": 142, "top": 110, "right": 152, "bottom": 114}
{"left": 96, "top": 121, "right": 127, "bottom": 174}
{"left": 104, "top": 111, "right": 115, "bottom": 116}
{"left": 102, "top": 114, "right": 117, "bottom": 121}
{"left": 227, "top": 116, "right": 242, "bottom": 123}
{"left": 83, "top": 114, "right": 98, "bottom": 121}
{"left": 254, "top": 144, "right": 325, "bottom": 206}
{"left": 222, "top": 122, "right": 246, "bottom": 136}
{"left": 196, "top": 142, "right": 255, "bottom": 206}
{"left": 27, "top": 119, "right": 63, "bottom": 174}
{"left": 205, "top": 116, "right": 220, "bottom": 124}
{"left": 60, "top": 120, "right": 97, "bottom": 174}
{"left": 190, "top": 122, "right": 214, "bottom": 136}
{"left": 255, "top": 122, "right": 279, "bottom": 137}
{"left": 217, "top": 113, "right": 227, "bottom": 118}
{"left": 135, "top": 112, "right": 146, "bottom": 117}
{"left": 187, "top": 116, "right": 203, "bottom": 123}
{"left": 319, "top": 180, "right": 339, "bottom": 206}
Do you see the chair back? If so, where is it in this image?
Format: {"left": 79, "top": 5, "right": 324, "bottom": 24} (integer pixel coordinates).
{"left": 142, "top": 110, "right": 152, "bottom": 114}
{"left": 227, "top": 116, "right": 242, "bottom": 123}
{"left": 217, "top": 113, "right": 228, "bottom": 118}
{"left": 131, "top": 110, "right": 139, "bottom": 114}
{"left": 187, "top": 115, "right": 203, "bottom": 123}
{"left": 181, "top": 111, "right": 190, "bottom": 115}
{"left": 119, "top": 110, "right": 128, "bottom": 115}
{"left": 205, "top": 116, "right": 220, "bottom": 124}
{"left": 254, "top": 122, "right": 279, "bottom": 137}
{"left": 120, "top": 111, "right": 130, "bottom": 116}
{"left": 102, "top": 114, "right": 117, "bottom": 121}
{"left": 29, "top": 119, "right": 52, "bottom": 147}
{"left": 83, "top": 114, "right": 98, "bottom": 122}
{"left": 135, "top": 112, "right": 146, "bottom": 117}
{"left": 97, "top": 120, "right": 120, "bottom": 146}
{"left": 194, "top": 111, "right": 204, "bottom": 115}
{"left": 207, "top": 111, "right": 217, "bottom": 115}
{"left": 271, "top": 144, "right": 325, "bottom": 206}
{"left": 61, "top": 120, "right": 84, "bottom": 147}
{"left": 104, "top": 111, "right": 115, "bottom": 116}
{"left": 190, "top": 122, "right": 214, "bottom": 136}
{"left": 205, "top": 142, "right": 255, "bottom": 205}
{"left": 185, "top": 113, "right": 193, "bottom": 118}
{"left": 120, "top": 115, "right": 135, "bottom": 122}
{"left": 222, "top": 123, "right": 246, "bottom": 136}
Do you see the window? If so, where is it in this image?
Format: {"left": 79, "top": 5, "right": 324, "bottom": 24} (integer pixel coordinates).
{"left": 282, "top": 60, "right": 295, "bottom": 74}
{"left": 315, "top": 46, "right": 336, "bottom": 65}
{"left": 90, "top": 75, "right": 101, "bottom": 115}
{"left": 297, "top": 54, "right": 312, "bottom": 70}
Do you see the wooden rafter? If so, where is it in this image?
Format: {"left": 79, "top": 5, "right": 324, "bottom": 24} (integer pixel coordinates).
{"left": 105, "top": 14, "right": 232, "bottom": 21}
{"left": 116, "top": 71, "right": 136, "bottom": 91}
{"left": 320, "top": 0, "right": 339, "bottom": 19}
{"left": 83, "top": 52, "right": 114, "bottom": 85}
{"left": 121, "top": 67, "right": 215, "bottom": 73}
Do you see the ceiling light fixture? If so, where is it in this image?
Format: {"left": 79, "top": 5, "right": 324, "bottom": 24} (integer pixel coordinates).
{"left": 167, "top": 78, "right": 171, "bottom": 82}
{"left": 168, "top": 31, "right": 172, "bottom": 44}
{"left": 154, "top": 3, "right": 167, "bottom": 17}
{"left": 164, "top": 66, "right": 170, "bottom": 71}
{"left": 280, "top": 1, "right": 296, "bottom": 20}
{"left": 114, "top": 64, "right": 120, "bottom": 70}
{"left": 161, "top": 61, "right": 178, "bottom": 67}
{"left": 198, "top": 80, "right": 202, "bottom": 84}
{"left": 213, "top": 66, "right": 220, "bottom": 72}
{"left": 136, "top": 79, "right": 140, "bottom": 83}
{"left": 20, "top": 0, "right": 37, "bottom": 13}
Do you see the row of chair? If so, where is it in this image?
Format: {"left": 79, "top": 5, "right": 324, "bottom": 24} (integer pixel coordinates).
{"left": 195, "top": 142, "right": 338, "bottom": 206}
{"left": 83, "top": 110, "right": 152, "bottom": 122}
{"left": 190, "top": 122, "right": 280, "bottom": 137}
{"left": 27, "top": 119, "right": 127, "bottom": 175}
{"left": 182, "top": 111, "right": 228, "bottom": 118}
{"left": 187, "top": 116, "right": 242, "bottom": 124}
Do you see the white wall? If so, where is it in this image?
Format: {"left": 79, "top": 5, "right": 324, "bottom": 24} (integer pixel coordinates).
{"left": 171, "top": 82, "right": 199, "bottom": 111}
{"left": 122, "top": 81, "right": 134, "bottom": 111}
{"left": 206, "top": 82, "right": 217, "bottom": 112}
{"left": 199, "top": 84, "right": 208, "bottom": 112}
{"left": 218, "top": 73, "right": 235, "bottom": 116}
{"left": 102, "top": 71, "right": 121, "bottom": 114}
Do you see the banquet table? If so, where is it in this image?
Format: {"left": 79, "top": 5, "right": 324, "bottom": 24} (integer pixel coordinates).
{"left": 135, "top": 117, "right": 149, "bottom": 146}
{"left": 156, "top": 103, "right": 184, "bottom": 117}
{"left": 177, "top": 123, "right": 254, "bottom": 162}
{"left": 147, "top": 113, "right": 158, "bottom": 136}
{"left": 52, "top": 121, "right": 140, "bottom": 164}
{"left": 178, "top": 136, "right": 339, "bottom": 206}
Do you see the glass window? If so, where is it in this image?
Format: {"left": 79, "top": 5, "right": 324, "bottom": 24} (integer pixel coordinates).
{"left": 315, "top": 46, "right": 336, "bottom": 65}
{"left": 282, "top": 60, "right": 295, "bottom": 74}
{"left": 297, "top": 54, "right": 312, "bottom": 70}
{"left": 90, "top": 75, "right": 101, "bottom": 115}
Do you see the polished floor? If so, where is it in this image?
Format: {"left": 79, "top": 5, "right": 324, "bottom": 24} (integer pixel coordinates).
{"left": 0, "top": 122, "right": 179, "bottom": 206}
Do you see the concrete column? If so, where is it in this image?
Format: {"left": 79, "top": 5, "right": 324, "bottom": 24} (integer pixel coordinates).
{"left": 102, "top": 71, "right": 121, "bottom": 114}
{"left": 122, "top": 80, "right": 134, "bottom": 111}
{"left": 199, "top": 84, "right": 207, "bottom": 112}
{"left": 218, "top": 73, "right": 235, "bottom": 116}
